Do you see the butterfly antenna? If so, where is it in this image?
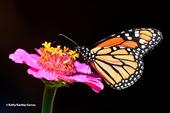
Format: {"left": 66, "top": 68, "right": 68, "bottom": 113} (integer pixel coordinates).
{"left": 58, "top": 34, "right": 78, "bottom": 46}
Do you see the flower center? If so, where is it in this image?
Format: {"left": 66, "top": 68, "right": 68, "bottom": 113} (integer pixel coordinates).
{"left": 37, "top": 42, "right": 79, "bottom": 76}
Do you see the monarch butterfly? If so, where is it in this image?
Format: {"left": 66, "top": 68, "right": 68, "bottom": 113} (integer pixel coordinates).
{"left": 59, "top": 28, "right": 163, "bottom": 90}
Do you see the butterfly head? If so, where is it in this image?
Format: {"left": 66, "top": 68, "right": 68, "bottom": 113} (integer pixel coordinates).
{"left": 75, "top": 46, "right": 94, "bottom": 63}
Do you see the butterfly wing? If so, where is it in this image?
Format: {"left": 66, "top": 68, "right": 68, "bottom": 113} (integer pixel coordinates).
{"left": 89, "top": 28, "right": 162, "bottom": 89}
{"left": 90, "top": 46, "right": 143, "bottom": 90}
{"left": 95, "top": 28, "right": 162, "bottom": 56}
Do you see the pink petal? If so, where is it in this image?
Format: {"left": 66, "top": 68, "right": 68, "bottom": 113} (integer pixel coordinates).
{"left": 27, "top": 68, "right": 42, "bottom": 79}
{"left": 9, "top": 49, "right": 39, "bottom": 68}
{"left": 27, "top": 68, "right": 56, "bottom": 80}
{"left": 74, "top": 61, "right": 92, "bottom": 74}
{"left": 59, "top": 74, "right": 104, "bottom": 93}
{"left": 85, "top": 78, "right": 104, "bottom": 93}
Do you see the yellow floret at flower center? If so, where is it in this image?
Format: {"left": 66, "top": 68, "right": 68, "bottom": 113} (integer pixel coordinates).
{"left": 37, "top": 42, "right": 79, "bottom": 76}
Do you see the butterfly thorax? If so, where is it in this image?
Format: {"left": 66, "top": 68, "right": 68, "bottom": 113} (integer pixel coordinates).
{"left": 75, "top": 46, "right": 95, "bottom": 63}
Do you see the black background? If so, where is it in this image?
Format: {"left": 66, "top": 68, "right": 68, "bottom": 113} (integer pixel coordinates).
{"left": 0, "top": 0, "right": 169, "bottom": 113}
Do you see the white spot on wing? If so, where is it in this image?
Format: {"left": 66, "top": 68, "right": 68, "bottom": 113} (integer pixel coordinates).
{"left": 153, "top": 33, "right": 156, "bottom": 37}
{"left": 125, "top": 33, "right": 129, "bottom": 36}
{"left": 135, "top": 71, "right": 138, "bottom": 74}
{"left": 137, "top": 48, "right": 141, "bottom": 51}
{"left": 127, "top": 48, "right": 131, "bottom": 51}
{"left": 127, "top": 36, "right": 132, "bottom": 40}
{"left": 135, "top": 33, "right": 139, "bottom": 37}
{"left": 135, "top": 55, "right": 138, "bottom": 59}
{"left": 150, "top": 30, "right": 154, "bottom": 33}
{"left": 158, "top": 31, "right": 161, "bottom": 35}
{"left": 135, "top": 31, "right": 139, "bottom": 34}
{"left": 141, "top": 45, "right": 145, "bottom": 49}
{"left": 119, "top": 46, "right": 125, "bottom": 49}
{"left": 157, "top": 36, "right": 161, "bottom": 40}
{"left": 111, "top": 34, "right": 116, "bottom": 37}
{"left": 113, "top": 47, "right": 117, "bottom": 50}
{"left": 121, "top": 31, "right": 125, "bottom": 33}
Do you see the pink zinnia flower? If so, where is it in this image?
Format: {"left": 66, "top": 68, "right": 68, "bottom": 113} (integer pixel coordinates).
{"left": 9, "top": 42, "right": 104, "bottom": 93}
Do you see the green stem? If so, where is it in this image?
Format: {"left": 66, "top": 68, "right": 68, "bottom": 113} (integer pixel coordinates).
{"left": 41, "top": 84, "right": 57, "bottom": 113}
